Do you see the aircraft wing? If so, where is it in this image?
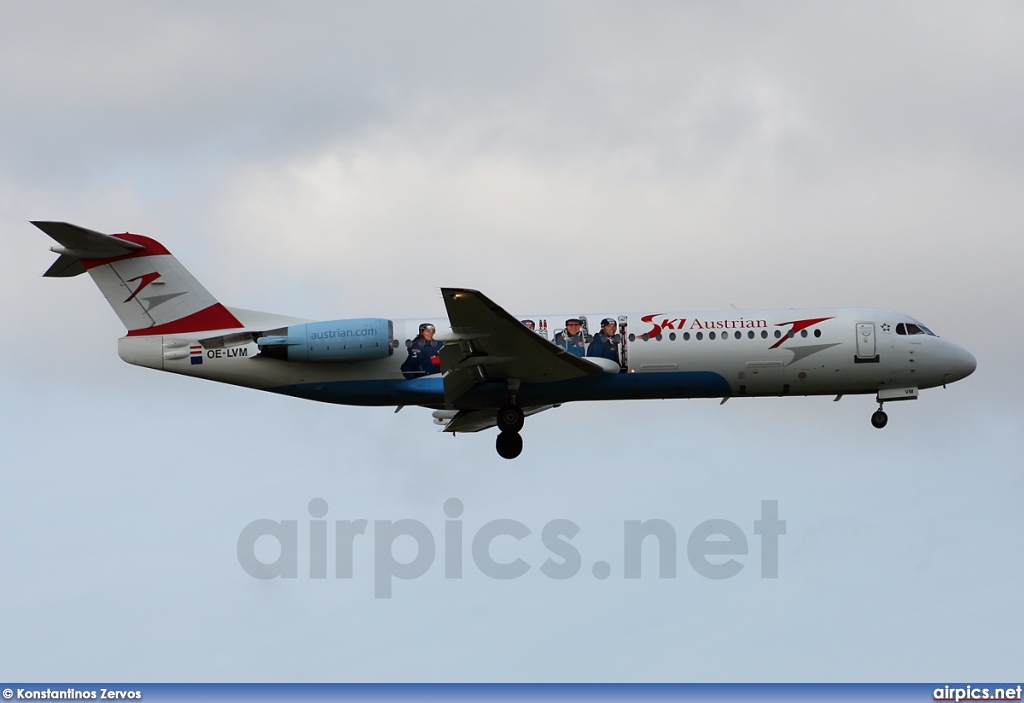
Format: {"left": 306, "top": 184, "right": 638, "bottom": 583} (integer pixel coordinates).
{"left": 440, "top": 405, "right": 556, "bottom": 434}
{"left": 439, "top": 287, "right": 602, "bottom": 405}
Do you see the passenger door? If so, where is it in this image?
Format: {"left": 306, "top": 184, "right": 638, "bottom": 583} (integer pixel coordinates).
{"left": 856, "top": 323, "right": 878, "bottom": 361}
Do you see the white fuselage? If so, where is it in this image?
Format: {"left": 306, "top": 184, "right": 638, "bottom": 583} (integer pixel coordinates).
{"left": 32, "top": 222, "right": 977, "bottom": 456}
{"left": 117, "top": 306, "right": 976, "bottom": 408}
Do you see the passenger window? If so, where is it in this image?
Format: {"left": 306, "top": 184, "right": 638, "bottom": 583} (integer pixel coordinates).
{"left": 709, "top": 332, "right": 716, "bottom": 340}
{"left": 696, "top": 332, "right": 703, "bottom": 340}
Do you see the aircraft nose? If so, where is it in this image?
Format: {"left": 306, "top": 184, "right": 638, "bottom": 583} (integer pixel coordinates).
{"left": 947, "top": 346, "right": 977, "bottom": 383}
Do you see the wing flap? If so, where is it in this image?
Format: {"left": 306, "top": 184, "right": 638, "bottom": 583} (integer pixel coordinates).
{"left": 442, "top": 405, "right": 556, "bottom": 433}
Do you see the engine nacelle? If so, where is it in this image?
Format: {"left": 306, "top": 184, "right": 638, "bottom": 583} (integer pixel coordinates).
{"left": 256, "top": 318, "right": 394, "bottom": 363}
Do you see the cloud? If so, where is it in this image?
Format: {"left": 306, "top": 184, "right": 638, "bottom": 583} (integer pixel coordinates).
{"left": 3, "top": 1, "right": 1023, "bottom": 682}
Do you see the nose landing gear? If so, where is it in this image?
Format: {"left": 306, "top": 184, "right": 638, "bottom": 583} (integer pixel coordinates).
{"left": 870, "top": 387, "right": 918, "bottom": 429}
{"left": 871, "top": 408, "right": 888, "bottom": 429}
{"left": 495, "top": 402, "right": 525, "bottom": 459}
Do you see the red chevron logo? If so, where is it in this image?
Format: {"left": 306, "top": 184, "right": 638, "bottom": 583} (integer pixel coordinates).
{"left": 123, "top": 272, "right": 162, "bottom": 303}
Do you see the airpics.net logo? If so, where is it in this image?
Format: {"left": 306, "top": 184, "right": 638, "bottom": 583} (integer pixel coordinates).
{"left": 237, "top": 499, "right": 786, "bottom": 598}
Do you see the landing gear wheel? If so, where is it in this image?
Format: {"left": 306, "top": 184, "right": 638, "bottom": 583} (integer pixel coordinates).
{"left": 496, "top": 431, "right": 523, "bottom": 459}
{"left": 871, "top": 410, "right": 888, "bottom": 429}
{"left": 497, "top": 404, "right": 525, "bottom": 433}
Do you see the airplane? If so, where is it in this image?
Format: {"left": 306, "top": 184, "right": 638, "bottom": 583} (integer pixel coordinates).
{"left": 33, "top": 221, "right": 977, "bottom": 459}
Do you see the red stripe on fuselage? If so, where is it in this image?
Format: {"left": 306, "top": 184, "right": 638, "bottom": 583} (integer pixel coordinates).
{"left": 125, "top": 303, "right": 244, "bottom": 336}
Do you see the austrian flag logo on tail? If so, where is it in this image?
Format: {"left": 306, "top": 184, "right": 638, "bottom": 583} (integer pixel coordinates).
{"left": 190, "top": 345, "right": 203, "bottom": 365}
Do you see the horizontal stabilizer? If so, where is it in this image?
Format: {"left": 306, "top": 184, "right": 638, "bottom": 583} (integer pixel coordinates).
{"left": 43, "top": 254, "right": 87, "bottom": 278}
{"left": 32, "top": 221, "right": 146, "bottom": 277}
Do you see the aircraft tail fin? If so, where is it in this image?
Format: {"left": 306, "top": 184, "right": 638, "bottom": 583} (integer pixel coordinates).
{"left": 33, "top": 221, "right": 244, "bottom": 337}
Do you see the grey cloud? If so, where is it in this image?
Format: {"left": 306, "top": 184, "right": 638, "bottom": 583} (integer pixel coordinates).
{"left": 0, "top": 2, "right": 565, "bottom": 184}
{"left": 2, "top": 1, "right": 1022, "bottom": 683}
{"left": 5, "top": 2, "right": 1023, "bottom": 192}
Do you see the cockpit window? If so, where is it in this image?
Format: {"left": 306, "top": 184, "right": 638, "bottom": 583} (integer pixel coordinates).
{"left": 897, "top": 322, "right": 937, "bottom": 337}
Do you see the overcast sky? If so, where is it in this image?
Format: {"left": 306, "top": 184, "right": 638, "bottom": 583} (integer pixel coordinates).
{"left": 1, "top": 1, "right": 1022, "bottom": 683}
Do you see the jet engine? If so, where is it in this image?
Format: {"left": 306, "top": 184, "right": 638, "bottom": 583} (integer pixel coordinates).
{"left": 256, "top": 318, "right": 394, "bottom": 362}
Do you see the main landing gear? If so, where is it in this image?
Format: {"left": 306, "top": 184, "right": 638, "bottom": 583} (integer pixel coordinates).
{"left": 495, "top": 402, "right": 525, "bottom": 459}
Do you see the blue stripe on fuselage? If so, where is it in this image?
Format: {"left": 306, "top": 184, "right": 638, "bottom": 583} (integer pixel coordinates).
{"left": 266, "top": 371, "right": 731, "bottom": 408}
